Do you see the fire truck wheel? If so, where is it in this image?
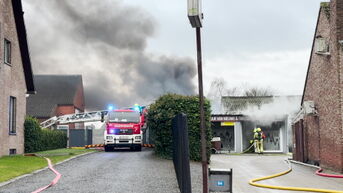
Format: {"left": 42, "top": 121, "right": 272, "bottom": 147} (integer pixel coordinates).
{"left": 104, "top": 145, "right": 112, "bottom": 152}
{"left": 137, "top": 145, "right": 142, "bottom": 151}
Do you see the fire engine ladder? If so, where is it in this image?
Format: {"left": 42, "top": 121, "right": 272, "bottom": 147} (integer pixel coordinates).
{"left": 40, "top": 110, "right": 109, "bottom": 129}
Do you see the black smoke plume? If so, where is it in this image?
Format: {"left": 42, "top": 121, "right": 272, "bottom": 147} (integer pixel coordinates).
{"left": 23, "top": 0, "right": 196, "bottom": 110}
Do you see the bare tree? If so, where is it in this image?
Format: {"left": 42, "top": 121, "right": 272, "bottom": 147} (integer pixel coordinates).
{"left": 209, "top": 79, "right": 275, "bottom": 114}
{"left": 207, "top": 78, "right": 229, "bottom": 114}
{"left": 209, "top": 78, "right": 226, "bottom": 98}
{"left": 208, "top": 79, "right": 275, "bottom": 114}
{"left": 244, "top": 86, "right": 274, "bottom": 97}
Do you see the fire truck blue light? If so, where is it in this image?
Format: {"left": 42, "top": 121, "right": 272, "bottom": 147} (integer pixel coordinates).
{"left": 134, "top": 106, "right": 140, "bottom": 112}
{"left": 107, "top": 105, "right": 115, "bottom": 111}
{"left": 109, "top": 128, "right": 116, "bottom": 134}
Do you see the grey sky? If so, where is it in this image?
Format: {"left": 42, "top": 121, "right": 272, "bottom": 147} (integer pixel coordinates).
{"left": 23, "top": 0, "right": 324, "bottom": 110}
{"left": 126, "top": 0, "right": 322, "bottom": 55}
{"left": 124, "top": 0, "right": 323, "bottom": 94}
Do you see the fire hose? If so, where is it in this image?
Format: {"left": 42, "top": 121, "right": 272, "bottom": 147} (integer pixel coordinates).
{"left": 249, "top": 160, "right": 343, "bottom": 193}
{"left": 316, "top": 168, "right": 343, "bottom": 178}
{"left": 24, "top": 154, "right": 61, "bottom": 193}
{"left": 289, "top": 159, "right": 343, "bottom": 178}
{"left": 242, "top": 143, "right": 255, "bottom": 153}
{"left": 242, "top": 139, "right": 343, "bottom": 179}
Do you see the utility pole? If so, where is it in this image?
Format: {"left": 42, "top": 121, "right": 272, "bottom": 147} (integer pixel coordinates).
{"left": 187, "top": 1, "right": 208, "bottom": 192}
{"left": 196, "top": 26, "right": 208, "bottom": 193}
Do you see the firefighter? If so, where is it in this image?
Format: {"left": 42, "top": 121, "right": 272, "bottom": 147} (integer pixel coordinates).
{"left": 253, "top": 128, "right": 258, "bottom": 152}
{"left": 254, "top": 127, "right": 264, "bottom": 154}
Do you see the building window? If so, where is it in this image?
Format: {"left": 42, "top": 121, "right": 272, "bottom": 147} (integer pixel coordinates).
{"left": 9, "top": 96, "right": 16, "bottom": 134}
{"left": 4, "top": 39, "right": 11, "bottom": 64}
{"left": 9, "top": 149, "right": 16, "bottom": 155}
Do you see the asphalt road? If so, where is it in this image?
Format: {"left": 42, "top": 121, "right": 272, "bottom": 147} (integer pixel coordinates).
{"left": 1, "top": 151, "right": 342, "bottom": 193}
{"left": 0, "top": 149, "right": 183, "bottom": 193}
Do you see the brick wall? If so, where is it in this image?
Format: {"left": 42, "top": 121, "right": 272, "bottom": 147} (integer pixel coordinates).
{"left": 73, "top": 79, "right": 85, "bottom": 129}
{"left": 336, "top": 0, "right": 343, "bottom": 174}
{"left": 300, "top": 1, "right": 343, "bottom": 172}
{"left": 73, "top": 78, "right": 85, "bottom": 112}
{"left": 0, "top": 0, "right": 28, "bottom": 156}
{"left": 303, "top": 116, "right": 320, "bottom": 164}
{"left": 55, "top": 105, "right": 76, "bottom": 129}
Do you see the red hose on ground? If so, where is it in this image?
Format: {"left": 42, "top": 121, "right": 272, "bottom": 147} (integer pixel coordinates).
{"left": 316, "top": 168, "right": 343, "bottom": 178}
{"left": 31, "top": 157, "right": 62, "bottom": 193}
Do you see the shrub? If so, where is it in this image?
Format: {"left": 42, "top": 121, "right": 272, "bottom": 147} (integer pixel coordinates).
{"left": 24, "top": 116, "right": 67, "bottom": 153}
{"left": 148, "top": 94, "right": 212, "bottom": 161}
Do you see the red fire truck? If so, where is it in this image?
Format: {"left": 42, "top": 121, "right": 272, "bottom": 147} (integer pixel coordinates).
{"left": 103, "top": 109, "right": 144, "bottom": 152}
{"left": 39, "top": 105, "right": 147, "bottom": 152}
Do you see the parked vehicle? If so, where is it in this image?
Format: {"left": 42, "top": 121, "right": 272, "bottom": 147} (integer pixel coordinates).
{"left": 40, "top": 104, "right": 148, "bottom": 151}
{"left": 103, "top": 109, "right": 143, "bottom": 151}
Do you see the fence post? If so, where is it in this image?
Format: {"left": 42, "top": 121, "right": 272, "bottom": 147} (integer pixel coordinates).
{"left": 172, "top": 113, "right": 192, "bottom": 193}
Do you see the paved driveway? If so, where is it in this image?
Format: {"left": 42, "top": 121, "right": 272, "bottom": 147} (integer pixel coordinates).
{"left": 0, "top": 149, "right": 181, "bottom": 193}
{"left": 210, "top": 154, "right": 343, "bottom": 193}
{"left": 1, "top": 151, "right": 342, "bottom": 193}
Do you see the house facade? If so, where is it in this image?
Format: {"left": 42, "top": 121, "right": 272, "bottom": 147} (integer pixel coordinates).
{"left": 27, "top": 75, "right": 85, "bottom": 130}
{"left": 293, "top": 0, "right": 343, "bottom": 173}
{"left": 0, "top": 0, "right": 35, "bottom": 156}
{"left": 212, "top": 96, "right": 300, "bottom": 153}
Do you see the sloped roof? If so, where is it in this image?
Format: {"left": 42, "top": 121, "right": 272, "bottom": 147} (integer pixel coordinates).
{"left": 27, "top": 75, "right": 82, "bottom": 118}
{"left": 12, "top": 0, "right": 35, "bottom": 94}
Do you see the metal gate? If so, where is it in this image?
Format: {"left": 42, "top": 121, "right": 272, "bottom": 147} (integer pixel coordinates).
{"left": 294, "top": 120, "right": 305, "bottom": 162}
{"left": 69, "top": 129, "right": 93, "bottom": 147}
{"left": 86, "top": 129, "right": 93, "bottom": 145}
{"left": 172, "top": 113, "right": 192, "bottom": 193}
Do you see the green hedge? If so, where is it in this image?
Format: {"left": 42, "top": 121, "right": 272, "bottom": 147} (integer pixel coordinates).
{"left": 147, "top": 94, "right": 212, "bottom": 161}
{"left": 24, "top": 116, "right": 67, "bottom": 153}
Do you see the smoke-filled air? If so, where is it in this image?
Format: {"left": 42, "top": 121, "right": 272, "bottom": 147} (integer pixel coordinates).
{"left": 240, "top": 96, "right": 301, "bottom": 125}
{"left": 23, "top": 0, "right": 197, "bottom": 110}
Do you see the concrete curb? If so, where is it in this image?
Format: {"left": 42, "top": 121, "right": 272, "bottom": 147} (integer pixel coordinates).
{"left": 0, "top": 151, "right": 97, "bottom": 188}
{"left": 288, "top": 159, "right": 320, "bottom": 169}
{"left": 289, "top": 159, "right": 343, "bottom": 178}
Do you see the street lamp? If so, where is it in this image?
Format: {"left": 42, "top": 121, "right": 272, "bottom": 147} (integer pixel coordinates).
{"left": 187, "top": 1, "right": 208, "bottom": 193}
{"left": 188, "top": 0, "right": 203, "bottom": 28}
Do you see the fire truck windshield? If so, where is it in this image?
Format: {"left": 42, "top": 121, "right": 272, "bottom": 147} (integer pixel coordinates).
{"left": 108, "top": 111, "right": 140, "bottom": 123}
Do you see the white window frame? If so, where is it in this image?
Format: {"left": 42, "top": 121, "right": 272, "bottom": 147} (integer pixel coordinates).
{"left": 9, "top": 96, "right": 16, "bottom": 134}
{"left": 4, "top": 39, "right": 11, "bottom": 65}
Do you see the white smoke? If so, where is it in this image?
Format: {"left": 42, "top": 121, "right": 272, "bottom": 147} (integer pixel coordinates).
{"left": 241, "top": 96, "right": 301, "bottom": 125}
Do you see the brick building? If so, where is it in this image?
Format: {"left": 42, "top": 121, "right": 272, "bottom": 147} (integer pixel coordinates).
{"left": 0, "top": 0, "right": 35, "bottom": 156}
{"left": 293, "top": 0, "right": 343, "bottom": 173}
{"left": 27, "top": 75, "right": 85, "bottom": 130}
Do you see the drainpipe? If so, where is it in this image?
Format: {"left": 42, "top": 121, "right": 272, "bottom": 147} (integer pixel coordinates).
{"left": 316, "top": 115, "right": 321, "bottom": 166}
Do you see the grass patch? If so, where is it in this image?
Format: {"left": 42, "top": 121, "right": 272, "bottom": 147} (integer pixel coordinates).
{"left": 0, "top": 148, "right": 96, "bottom": 183}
